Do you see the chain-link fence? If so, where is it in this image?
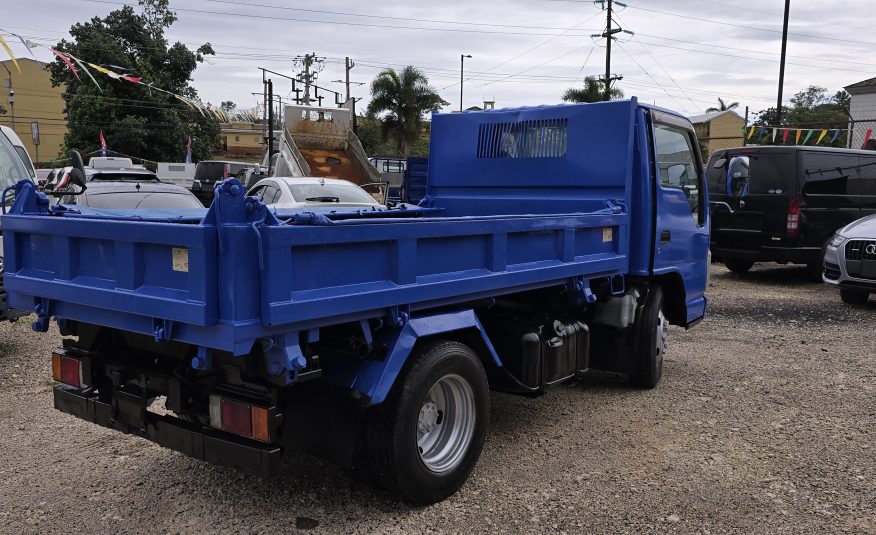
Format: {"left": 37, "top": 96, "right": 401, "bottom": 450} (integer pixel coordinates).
{"left": 849, "top": 119, "right": 876, "bottom": 149}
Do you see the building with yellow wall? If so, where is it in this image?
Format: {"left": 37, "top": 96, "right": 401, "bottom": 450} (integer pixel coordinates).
{"left": 689, "top": 110, "right": 746, "bottom": 158}
{"left": 219, "top": 122, "right": 263, "bottom": 159}
{"left": 0, "top": 57, "right": 66, "bottom": 164}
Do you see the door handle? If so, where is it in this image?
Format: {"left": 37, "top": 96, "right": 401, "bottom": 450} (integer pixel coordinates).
{"left": 660, "top": 230, "right": 671, "bottom": 244}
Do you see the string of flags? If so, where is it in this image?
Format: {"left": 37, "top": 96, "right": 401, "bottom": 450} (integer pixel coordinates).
{"left": 0, "top": 27, "right": 257, "bottom": 124}
{"left": 744, "top": 125, "right": 851, "bottom": 146}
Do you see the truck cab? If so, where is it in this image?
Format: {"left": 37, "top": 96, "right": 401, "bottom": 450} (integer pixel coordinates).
{"left": 2, "top": 98, "right": 708, "bottom": 503}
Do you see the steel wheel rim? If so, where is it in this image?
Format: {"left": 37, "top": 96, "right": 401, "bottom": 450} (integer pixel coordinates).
{"left": 655, "top": 309, "right": 667, "bottom": 366}
{"left": 416, "top": 373, "right": 476, "bottom": 474}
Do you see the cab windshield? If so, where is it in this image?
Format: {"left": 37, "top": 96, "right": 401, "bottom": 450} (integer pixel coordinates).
{"left": 0, "top": 134, "right": 32, "bottom": 204}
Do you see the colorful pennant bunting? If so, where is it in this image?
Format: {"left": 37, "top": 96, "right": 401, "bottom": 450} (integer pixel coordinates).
{"left": 0, "top": 35, "right": 20, "bottom": 73}
{"left": 782, "top": 128, "right": 789, "bottom": 144}
{"left": 51, "top": 49, "right": 80, "bottom": 81}
{"left": 816, "top": 129, "right": 828, "bottom": 144}
{"left": 829, "top": 129, "right": 841, "bottom": 145}
{"left": 802, "top": 129, "right": 815, "bottom": 144}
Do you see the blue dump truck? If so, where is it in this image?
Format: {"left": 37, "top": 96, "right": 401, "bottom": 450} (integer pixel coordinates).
{"left": 2, "top": 99, "right": 709, "bottom": 504}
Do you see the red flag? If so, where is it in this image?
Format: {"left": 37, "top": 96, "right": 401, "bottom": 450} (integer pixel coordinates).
{"left": 51, "top": 49, "right": 80, "bottom": 81}
{"left": 119, "top": 74, "right": 142, "bottom": 83}
{"left": 782, "top": 128, "right": 789, "bottom": 144}
{"left": 99, "top": 130, "right": 107, "bottom": 157}
{"left": 185, "top": 136, "right": 192, "bottom": 164}
{"left": 864, "top": 128, "right": 874, "bottom": 147}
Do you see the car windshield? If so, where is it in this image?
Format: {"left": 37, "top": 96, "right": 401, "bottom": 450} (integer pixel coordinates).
{"left": 86, "top": 191, "right": 204, "bottom": 209}
{"left": 288, "top": 182, "right": 377, "bottom": 204}
{"left": 0, "top": 134, "right": 32, "bottom": 195}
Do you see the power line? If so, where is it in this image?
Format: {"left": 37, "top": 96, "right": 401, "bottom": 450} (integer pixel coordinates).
{"left": 84, "top": 0, "right": 600, "bottom": 37}
{"left": 441, "top": 9, "right": 605, "bottom": 90}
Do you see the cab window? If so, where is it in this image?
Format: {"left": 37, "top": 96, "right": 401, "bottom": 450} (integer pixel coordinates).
{"left": 654, "top": 123, "right": 703, "bottom": 225}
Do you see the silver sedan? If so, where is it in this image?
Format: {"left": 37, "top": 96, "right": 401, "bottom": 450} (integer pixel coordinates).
{"left": 823, "top": 214, "right": 876, "bottom": 304}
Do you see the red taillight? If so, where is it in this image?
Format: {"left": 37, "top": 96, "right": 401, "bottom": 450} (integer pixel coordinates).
{"left": 786, "top": 197, "right": 801, "bottom": 236}
{"left": 209, "top": 394, "right": 273, "bottom": 442}
{"left": 52, "top": 350, "right": 88, "bottom": 388}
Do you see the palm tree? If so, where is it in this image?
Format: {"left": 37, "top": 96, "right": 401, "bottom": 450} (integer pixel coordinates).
{"left": 366, "top": 66, "right": 449, "bottom": 157}
{"left": 705, "top": 97, "right": 739, "bottom": 113}
{"left": 562, "top": 76, "right": 624, "bottom": 103}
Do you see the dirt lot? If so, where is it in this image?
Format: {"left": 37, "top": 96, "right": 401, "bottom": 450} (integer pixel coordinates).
{"left": 0, "top": 264, "right": 873, "bottom": 534}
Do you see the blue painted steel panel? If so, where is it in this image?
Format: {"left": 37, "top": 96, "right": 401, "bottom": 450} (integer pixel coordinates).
{"left": 320, "top": 309, "right": 502, "bottom": 405}
{"left": 427, "top": 100, "right": 637, "bottom": 217}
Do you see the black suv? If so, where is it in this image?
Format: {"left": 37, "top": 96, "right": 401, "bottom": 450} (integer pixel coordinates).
{"left": 707, "top": 146, "right": 876, "bottom": 277}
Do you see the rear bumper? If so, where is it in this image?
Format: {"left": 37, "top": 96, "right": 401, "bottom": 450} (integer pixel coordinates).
{"left": 53, "top": 385, "right": 281, "bottom": 477}
{"left": 710, "top": 245, "right": 820, "bottom": 265}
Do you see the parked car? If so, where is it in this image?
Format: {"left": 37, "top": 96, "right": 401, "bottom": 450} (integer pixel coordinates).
{"left": 707, "top": 146, "right": 876, "bottom": 278}
{"left": 59, "top": 180, "right": 203, "bottom": 209}
{"left": 246, "top": 176, "right": 383, "bottom": 210}
{"left": 0, "top": 125, "right": 36, "bottom": 179}
{"left": 156, "top": 162, "right": 196, "bottom": 189}
{"left": 191, "top": 160, "right": 258, "bottom": 206}
{"left": 823, "top": 214, "right": 876, "bottom": 303}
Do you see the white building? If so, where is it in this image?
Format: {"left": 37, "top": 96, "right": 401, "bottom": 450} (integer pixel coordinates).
{"left": 845, "top": 76, "right": 876, "bottom": 148}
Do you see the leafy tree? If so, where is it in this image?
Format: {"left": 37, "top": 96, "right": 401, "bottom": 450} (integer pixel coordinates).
{"left": 705, "top": 97, "right": 739, "bottom": 113}
{"left": 366, "top": 66, "right": 448, "bottom": 157}
{"left": 48, "top": 0, "right": 220, "bottom": 162}
{"left": 562, "top": 76, "right": 623, "bottom": 103}
{"left": 752, "top": 86, "right": 850, "bottom": 146}
{"left": 220, "top": 101, "right": 237, "bottom": 112}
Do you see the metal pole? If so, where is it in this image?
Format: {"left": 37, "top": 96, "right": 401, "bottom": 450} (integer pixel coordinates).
{"left": 775, "top": 0, "right": 791, "bottom": 128}
{"left": 743, "top": 105, "right": 749, "bottom": 146}
{"left": 345, "top": 57, "right": 352, "bottom": 103}
{"left": 604, "top": 0, "right": 612, "bottom": 101}
{"left": 460, "top": 54, "right": 471, "bottom": 112}
{"left": 267, "top": 79, "right": 274, "bottom": 172}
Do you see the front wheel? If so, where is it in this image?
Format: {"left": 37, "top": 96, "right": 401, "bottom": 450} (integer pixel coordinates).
{"left": 357, "top": 340, "right": 490, "bottom": 504}
{"left": 629, "top": 287, "right": 667, "bottom": 389}
{"left": 840, "top": 288, "right": 870, "bottom": 305}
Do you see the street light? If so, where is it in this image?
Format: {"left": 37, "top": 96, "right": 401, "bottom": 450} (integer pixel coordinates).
{"left": 460, "top": 54, "right": 472, "bottom": 112}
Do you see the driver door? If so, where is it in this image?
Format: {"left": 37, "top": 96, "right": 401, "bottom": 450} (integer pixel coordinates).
{"left": 650, "top": 113, "right": 710, "bottom": 324}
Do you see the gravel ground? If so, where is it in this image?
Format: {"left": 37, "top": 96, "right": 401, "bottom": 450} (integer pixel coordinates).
{"left": 0, "top": 264, "right": 873, "bottom": 534}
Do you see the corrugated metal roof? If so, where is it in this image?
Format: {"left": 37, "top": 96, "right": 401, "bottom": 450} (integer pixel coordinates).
{"left": 845, "top": 76, "right": 876, "bottom": 93}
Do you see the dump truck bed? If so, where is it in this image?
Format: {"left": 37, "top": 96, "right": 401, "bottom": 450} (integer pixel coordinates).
{"left": 4, "top": 100, "right": 640, "bottom": 357}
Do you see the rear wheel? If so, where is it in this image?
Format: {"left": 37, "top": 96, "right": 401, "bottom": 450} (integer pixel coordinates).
{"left": 840, "top": 288, "right": 870, "bottom": 305}
{"left": 356, "top": 340, "right": 489, "bottom": 504}
{"left": 724, "top": 258, "right": 754, "bottom": 274}
{"left": 629, "top": 287, "right": 666, "bottom": 389}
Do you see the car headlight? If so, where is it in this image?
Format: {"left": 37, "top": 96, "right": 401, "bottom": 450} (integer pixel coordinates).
{"left": 828, "top": 233, "right": 846, "bottom": 248}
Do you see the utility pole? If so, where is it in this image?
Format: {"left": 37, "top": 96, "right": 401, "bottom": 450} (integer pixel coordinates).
{"left": 598, "top": 0, "right": 624, "bottom": 101}
{"left": 344, "top": 57, "right": 354, "bottom": 103}
{"left": 295, "top": 53, "right": 324, "bottom": 106}
{"left": 775, "top": 0, "right": 791, "bottom": 132}
{"left": 460, "top": 54, "right": 472, "bottom": 112}
{"left": 2, "top": 63, "right": 14, "bottom": 129}
{"left": 267, "top": 79, "right": 274, "bottom": 170}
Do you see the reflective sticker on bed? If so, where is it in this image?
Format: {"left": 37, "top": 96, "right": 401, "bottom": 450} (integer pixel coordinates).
{"left": 602, "top": 227, "right": 613, "bottom": 243}
{"left": 172, "top": 247, "right": 189, "bottom": 272}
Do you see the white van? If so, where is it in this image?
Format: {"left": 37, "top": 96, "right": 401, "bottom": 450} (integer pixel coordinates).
{"left": 0, "top": 125, "right": 36, "bottom": 179}
{"left": 156, "top": 162, "right": 196, "bottom": 188}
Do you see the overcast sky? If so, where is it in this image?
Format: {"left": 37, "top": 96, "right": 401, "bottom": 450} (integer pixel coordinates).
{"left": 3, "top": 0, "right": 875, "bottom": 119}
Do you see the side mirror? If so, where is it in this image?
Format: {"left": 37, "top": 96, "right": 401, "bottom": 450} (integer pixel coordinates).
{"left": 68, "top": 150, "right": 87, "bottom": 191}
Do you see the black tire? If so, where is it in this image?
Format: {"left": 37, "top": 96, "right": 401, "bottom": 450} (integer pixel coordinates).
{"left": 724, "top": 258, "right": 754, "bottom": 274}
{"left": 356, "top": 340, "right": 489, "bottom": 504}
{"left": 840, "top": 288, "right": 870, "bottom": 305}
{"left": 806, "top": 240, "right": 830, "bottom": 282}
{"left": 629, "top": 287, "right": 666, "bottom": 389}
